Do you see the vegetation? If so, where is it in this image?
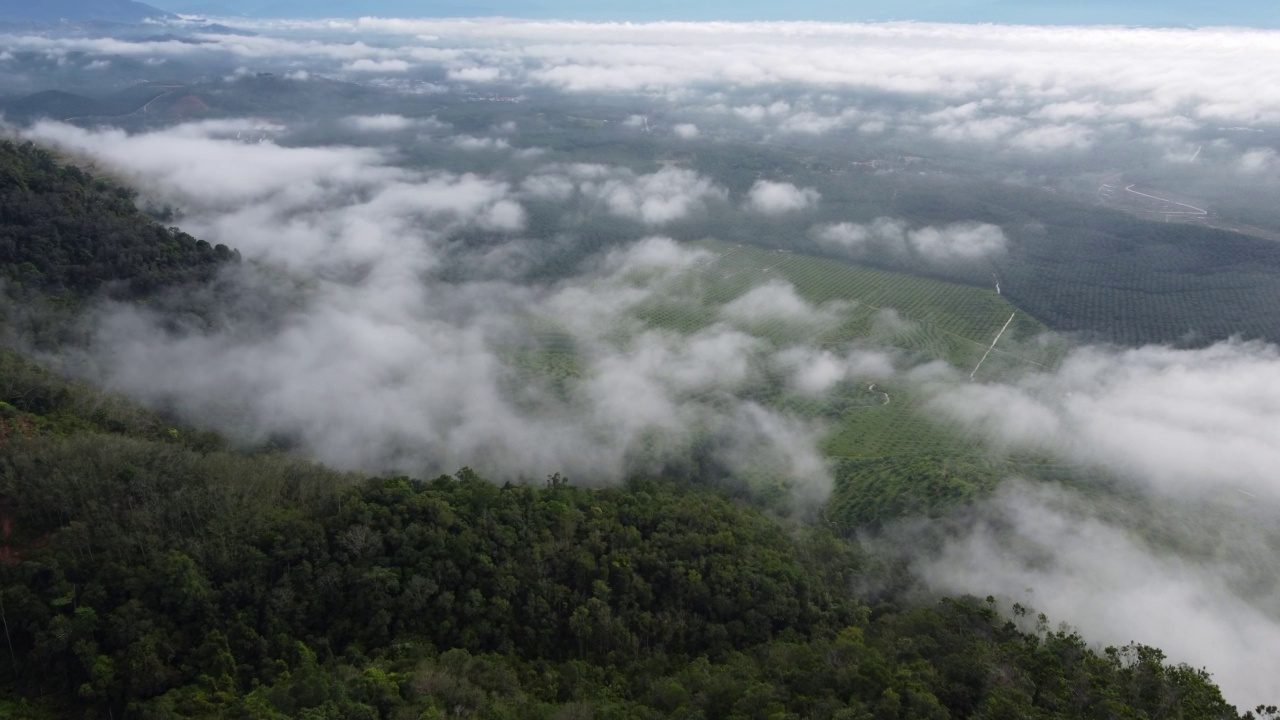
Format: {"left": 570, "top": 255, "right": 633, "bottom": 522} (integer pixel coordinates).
{"left": 619, "top": 240, "right": 1055, "bottom": 463}
{"left": 0, "top": 383, "right": 1249, "bottom": 718}
{"left": 0, "top": 139, "right": 237, "bottom": 304}
{"left": 0, "top": 136, "right": 1260, "bottom": 719}
{"left": 661, "top": 241, "right": 1049, "bottom": 367}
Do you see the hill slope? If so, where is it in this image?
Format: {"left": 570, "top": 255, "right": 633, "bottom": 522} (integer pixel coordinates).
{"left": 0, "top": 140, "right": 1255, "bottom": 720}
{"left": 0, "top": 139, "right": 236, "bottom": 304}
{"left": 0, "top": 0, "right": 173, "bottom": 23}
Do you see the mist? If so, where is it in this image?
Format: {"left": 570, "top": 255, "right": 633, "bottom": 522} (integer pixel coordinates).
{"left": 6, "top": 13, "right": 1280, "bottom": 711}
{"left": 20, "top": 119, "right": 854, "bottom": 512}
{"left": 917, "top": 480, "right": 1280, "bottom": 707}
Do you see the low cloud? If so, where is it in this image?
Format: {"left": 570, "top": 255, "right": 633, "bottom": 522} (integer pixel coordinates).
{"left": 515, "top": 163, "right": 727, "bottom": 225}
{"left": 597, "top": 235, "right": 712, "bottom": 276}
{"left": 579, "top": 165, "right": 727, "bottom": 225}
{"left": 344, "top": 114, "right": 442, "bottom": 132}
{"left": 721, "top": 280, "right": 840, "bottom": 328}
{"left": 746, "top": 180, "right": 821, "bottom": 214}
{"left": 919, "top": 481, "right": 1280, "bottom": 710}
{"left": 673, "top": 123, "right": 700, "bottom": 139}
{"left": 775, "top": 346, "right": 895, "bottom": 395}
{"left": 344, "top": 58, "right": 411, "bottom": 73}
{"left": 1239, "top": 147, "right": 1279, "bottom": 174}
{"left": 448, "top": 66, "right": 501, "bottom": 82}
{"left": 813, "top": 219, "right": 1007, "bottom": 263}
{"left": 452, "top": 135, "right": 512, "bottom": 151}
{"left": 8, "top": 20, "right": 1280, "bottom": 133}
{"left": 930, "top": 341, "right": 1280, "bottom": 502}
{"left": 23, "top": 121, "right": 833, "bottom": 511}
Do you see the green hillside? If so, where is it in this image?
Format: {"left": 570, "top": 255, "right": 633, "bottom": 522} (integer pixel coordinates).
{"left": 0, "top": 141, "right": 1255, "bottom": 720}
{"left": 0, "top": 139, "right": 237, "bottom": 304}
{"left": 525, "top": 239, "right": 1059, "bottom": 463}
{"left": 0, "top": 359, "right": 1246, "bottom": 719}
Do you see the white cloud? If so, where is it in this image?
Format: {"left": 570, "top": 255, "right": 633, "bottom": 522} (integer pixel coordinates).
{"left": 931, "top": 341, "right": 1280, "bottom": 502}
{"left": 7, "top": 20, "right": 1280, "bottom": 146}
{"left": 746, "top": 180, "right": 821, "bottom": 214}
{"left": 19, "top": 121, "right": 836, "bottom": 512}
{"left": 720, "top": 280, "right": 847, "bottom": 332}
{"left": 1239, "top": 147, "right": 1279, "bottom": 174}
{"left": 519, "top": 173, "right": 577, "bottom": 202}
{"left": 452, "top": 135, "right": 512, "bottom": 151}
{"left": 776, "top": 346, "right": 895, "bottom": 395}
{"left": 598, "top": 235, "right": 711, "bottom": 275}
{"left": 1008, "top": 123, "right": 1094, "bottom": 152}
{"left": 344, "top": 58, "right": 411, "bottom": 73}
{"left": 812, "top": 221, "right": 877, "bottom": 252}
{"left": 813, "top": 218, "right": 1006, "bottom": 262}
{"left": 921, "top": 481, "right": 1280, "bottom": 710}
{"left": 733, "top": 101, "right": 791, "bottom": 122}
{"left": 672, "top": 123, "right": 700, "bottom": 139}
{"left": 448, "top": 66, "right": 501, "bottom": 82}
{"left": 345, "top": 114, "right": 417, "bottom": 132}
{"left": 778, "top": 108, "right": 861, "bottom": 135}
{"left": 907, "top": 222, "right": 1007, "bottom": 260}
{"left": 580, "top": 165, "right": 727, "bottom": 225}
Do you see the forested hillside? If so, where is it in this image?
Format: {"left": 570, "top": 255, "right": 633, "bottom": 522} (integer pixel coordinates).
{"left": 0, "top": 372, "right": 1248, "bottom": 719}
{"left": 0, "top": 140, "right": 236, "bottom": 304}
{"left": 0, "top": 143, "right": 1260, "bottom": 719}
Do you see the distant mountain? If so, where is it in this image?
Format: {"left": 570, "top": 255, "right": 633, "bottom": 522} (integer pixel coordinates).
{"left": 0, "top": 0, "right": 174, "bottom": 23}
{"left": 160, "top": 2, "right": 242, "bottom": 16}
{"left": 156, "top": 0, "right": 512, "bottom": 18}
{"left": 0, "top": 90, "right": 101, "bottom": 120}
{"left": 0, "top": 85, "right": 180, "bottom": 121}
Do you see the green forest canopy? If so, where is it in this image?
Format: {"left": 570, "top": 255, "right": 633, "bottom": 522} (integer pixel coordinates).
{"left": 0, "top": 139, "right": 1269, "bottom": 719}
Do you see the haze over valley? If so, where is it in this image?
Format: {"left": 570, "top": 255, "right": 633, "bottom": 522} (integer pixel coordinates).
{"left": 1, "top": 5, "right": 1279, "bottom": 718}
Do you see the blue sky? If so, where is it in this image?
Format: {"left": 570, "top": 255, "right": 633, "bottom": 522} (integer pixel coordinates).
{"left": 177, "top": 0, "right": 1280, "bottom": 27}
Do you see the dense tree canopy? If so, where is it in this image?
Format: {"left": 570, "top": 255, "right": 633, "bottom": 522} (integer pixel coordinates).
{"left": 0, "top": 351, "right": 1249, "bottom": 719}
{"left": 0, "top": 139, "right": 236, "bottom": 304}
{"left": 0, "top": 141, "right": 1260, "bottom": 719}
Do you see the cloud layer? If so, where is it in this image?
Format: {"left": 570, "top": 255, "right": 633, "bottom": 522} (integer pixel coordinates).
{"left": 920, "top": 481, "right": 1280, "bottom": 709}
{"left": 931, "top": 341, "right": 1280, "bottom": 502}
{"left": 22, "top": 120, "right": 853, "bottom": 511}
{"left": 813, "top": 219, "right": 1007, "bottom": 263}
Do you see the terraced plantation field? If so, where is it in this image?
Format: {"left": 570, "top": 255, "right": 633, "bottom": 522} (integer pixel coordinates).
{"left": 591, "top": 241, "right": 1066, "bottom": 461}
{"left": 512, "top": 241, "right": 1068, "bottom": 462}
{"left": 510, "top": 241, "right": 1067, "bottom": 469}
{"left": 639, "top": 241, "right": 1061, "bottom": 374}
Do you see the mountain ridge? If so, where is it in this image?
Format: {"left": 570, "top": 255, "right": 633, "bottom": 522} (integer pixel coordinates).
{"left": 0, "top": 0, "right": 174, "bottom": 24}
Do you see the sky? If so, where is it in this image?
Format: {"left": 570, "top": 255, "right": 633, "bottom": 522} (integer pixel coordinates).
{"left": 168, "top": 0, "right": 1280, "bottom": 27}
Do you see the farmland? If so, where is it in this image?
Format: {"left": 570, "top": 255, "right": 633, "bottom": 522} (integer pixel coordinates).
{"left": 519, "top": 240, "right": 1062, "bottom": 467}
{"left": 884, "top": 178, "right": 1280, "bottom": 346}
{"left": 649, "top": 240, "right": 1058, "bottom": 370}
{"left": 506, "top": 239, "right": 1078, "bottom": 525}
